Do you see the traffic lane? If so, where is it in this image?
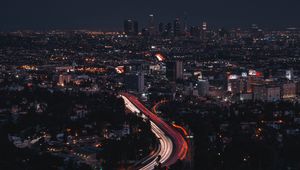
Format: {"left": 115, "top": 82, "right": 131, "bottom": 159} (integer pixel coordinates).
{"left": 121, "top": 93, "right": 188, "bottom": 166}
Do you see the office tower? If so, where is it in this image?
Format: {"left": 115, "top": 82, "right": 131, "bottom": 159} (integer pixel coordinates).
{"left": 166, "top": 61, "right": 183, "bottom": 81}
{"left": 165, "top": 23, "right": 172, "bottom": 36}
{"left": 159, "top": 22, "right": 164, "bottom": 35}
{"left": 253, "top": 84, "right": 281, "bottom": 102}
{"left": 58, "top": 74, "right": 72, "bottom": 86}
{"left": 175, "top": 61, "right": 183, "bottom": 80}
{"left": 138, "top": 72, "right": 145, "bottom": 93}
{"left": 198, "top": 80, "right": 210, "bottom": 96}
{"left": 202, "top": 22, "right": 207, "bottom": 31}
{"left": 124, "top": 19, "right": 133, "bottom": 34}
{"left": 183, "top": 12, "right": 188, "bottom": 34}
{"left": 250, "top": 24, "right": 263, "bottom": 37}
{"left": 124, "top": 19, "right": 138, "bottom": 35}
{"left": 227, "top": 76, "right": 241, "bottom": 95}
{"left": 142, "top": 28, "right": 150, "bottom": 36}
{"left": 251, "top": 24, "right": 259, "bottom": 32}
{"left": 282, "top": 82, "right": 296, "bottom": 99}
{"left": 201, "top": 22, "right": 208, "bottom": 40}
{"left": 173, "top": 18, "right": 181, "bottom": 36}
{"left": 149, "top": 14, "right": 155, "bottom": 36}
{"left": 124, "top": 72, "right": 144, "bottom": 93}
{"left": 218, "top": 28, "right": 229, "bottom": 38}
{"left": 133, "top": 21, "right": 139, "bottom": 35}
{"left": 286, "top": 69, "right": 294, "bottom": 80}
{"left": 190, "top": 26, "right": 200, "bottom": 37}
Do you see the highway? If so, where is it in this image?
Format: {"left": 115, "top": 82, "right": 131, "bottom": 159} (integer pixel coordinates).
{"left": 120, "top": 93, "right": 188, "bottom": 169}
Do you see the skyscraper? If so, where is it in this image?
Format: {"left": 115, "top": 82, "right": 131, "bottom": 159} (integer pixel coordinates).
{"left": 173, "top": 18, "right": 181, "bottom": 36}
{"left": 190, "top": 26, "right": 200, "bottom": 37}
{"left": 202, "top": 22, "right": 208, "bottom": 39}
{"left": 164, "top": 23, "right": 172, "bottom": 36}
{"left": 124, "top": 19, "right": 133, "bottom": 34}
{"left": 286, "top": 69, "right": 294, "bottom": 80}
{"left": 159, "top": 22, "right": 164, "bottom": 35}
{"left": 166, "top": 61, "right": 183, "bottom": 81}
{"left": 148, "top": 14, "right": 155, "bottom": 36}
{"left": 124, "top": 72, "right": 144, "bottom": 93}
{"left": 183, "top": 12, "right": 188, "bottom": 35}
{"left": 124, "top": 19, "right": 138, "bottom": 35}
{"left": 141, "top": 28, "right": 150, "bottom": 36}
{"left": 202, "top": 22, "right": 207, "bottom": 31}
{"left": 138, "top": 72, "right": 145, "bottom": 93}
{"left": 133, "top": 21, "right": 139, "bottom": 35}
{"left": 197, "top": 80, "right": 210, "bottom": 96}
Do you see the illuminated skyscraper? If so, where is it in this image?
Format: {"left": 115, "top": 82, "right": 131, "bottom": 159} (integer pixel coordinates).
{"left": 202, "top": 22, "right": 207, "bottom": 31}
{"left": 286, "top": 69, "right": 294, "bottom": 80}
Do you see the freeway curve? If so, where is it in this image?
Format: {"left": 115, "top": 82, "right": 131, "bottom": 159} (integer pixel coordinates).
{"left": 120, "top": 93, "right": 188, "bottom": 169}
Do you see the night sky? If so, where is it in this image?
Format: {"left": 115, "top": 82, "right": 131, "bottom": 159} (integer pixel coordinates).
{"left": 1, "top": 0, "right": 300, "bottom": 31}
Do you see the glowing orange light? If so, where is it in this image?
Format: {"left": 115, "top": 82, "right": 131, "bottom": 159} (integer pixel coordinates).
{"left": 172, "top": 123, "right": 188, "bottom": 136}
{"left": 152, "top": 100, "right": 167, "bottom": 114}
{"left": 95, "top": 144, "right": 102, "bottom": 148}
{"left": 155, "top": 53, "right": 166, "bottom": 61}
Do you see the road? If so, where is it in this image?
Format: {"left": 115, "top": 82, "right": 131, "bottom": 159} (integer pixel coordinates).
{"left": 152, "top": 100, "right": 168, "bottom": 115}
{"left": 120, "top": 93, "right": 188, "bottom": 169}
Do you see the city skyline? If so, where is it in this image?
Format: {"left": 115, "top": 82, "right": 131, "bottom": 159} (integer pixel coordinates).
{"left": 1, "top": 0, "right": 300, "bottom": 31}
{"left": 1, "top": 1, "right": 300, "bottom": 170}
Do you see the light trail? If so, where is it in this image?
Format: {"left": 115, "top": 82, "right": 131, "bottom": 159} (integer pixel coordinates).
{"left": 172, "top": 124, "right": 188, "bottom": 137}
{"left": 121, "top": 95, "right": 173, "bottom": 169}
{"left": 120, "top": 93, "right": 188, "bottom": 169}
{"left": 140, "top": 122, "right": 173, "bottom": 170}
{"left": 152, "top": 100, "right": 168, "bottom": 114}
